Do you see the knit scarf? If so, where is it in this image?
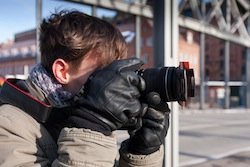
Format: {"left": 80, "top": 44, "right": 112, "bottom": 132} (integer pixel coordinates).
{"left": 28, "top": 64, "right": 73, "bottom": 107}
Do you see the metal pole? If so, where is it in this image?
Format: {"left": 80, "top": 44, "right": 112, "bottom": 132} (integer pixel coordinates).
{"left": 135, "top": 15, "right": 141, "bottom": 59}
{"left": 200, "top": 32, "right": 205, "bottom": 109}
{"left": 163, "top": 2, "right": 171, "bottom": 166}
{"left": 246, "top": 17, "right": 250, "bottom": 108}
{"left": 170, "top": 1, "right": 179, "bottom": 166}
{"left": 224, "top": 0, "right": 231, "bottom": 109}
{"left": 224, "top": 41, "right": 230, "bottom": 108}
{"left": 154, "top": 1, "right": 179, "bottom": 166}
{"left": 246, "top": 49, "right": 250, "bottom": 108}
{"left": 200, "top": 1, "right": 206, "bottom": 109}
{"left": 153, "top": 1, "right": 179, "bottom": 166}
{"left": 92, "top": 5, "right": 97, "bottom": 16}
{"left": 36, "top": 0, "right": 42, "bottom": 64}
{"left": 153, "top": 1, "right": 164, "bottom": 67}
{"left": 165, "top": 0, "right": 179, "bottom": 166}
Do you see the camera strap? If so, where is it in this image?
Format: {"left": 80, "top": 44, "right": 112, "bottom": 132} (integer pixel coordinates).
{"left": 0, "top": 79, "right": 53, "bottom": 123}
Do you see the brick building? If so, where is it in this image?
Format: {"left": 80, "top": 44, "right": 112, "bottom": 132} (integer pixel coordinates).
{"left": 112, "top": 14, "right": 154, "bottom": 69}
{"left": 204, "top": 35, "right": 245, "bottom": 81}
{"left": 0, "top": 29, "right": 36, "bottom": 78}
{"left": 179, "top": 28, "right": 200, "bottom": 84}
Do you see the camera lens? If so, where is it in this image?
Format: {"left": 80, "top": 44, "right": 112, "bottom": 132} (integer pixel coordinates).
{"left": 138, "top": 66, "right": 195, "bottom": 102}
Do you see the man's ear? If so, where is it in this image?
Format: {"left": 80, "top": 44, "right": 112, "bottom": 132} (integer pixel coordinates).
{"left": 52, "top": 59, "right": 70, "bottom": 84}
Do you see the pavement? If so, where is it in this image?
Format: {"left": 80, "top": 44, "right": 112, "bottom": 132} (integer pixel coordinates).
{"left": 187, "top": 151, "right": 250, "bottom": 167}
{"left": 117, "top": 108, "right": 250, "bottom": 167}
{"left": 181, "top": 108, "right": 250, "bottom": 167}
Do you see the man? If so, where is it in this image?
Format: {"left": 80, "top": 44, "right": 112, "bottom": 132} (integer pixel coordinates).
{"left": 0, "top": 10, "right": 170, "bottom": 167}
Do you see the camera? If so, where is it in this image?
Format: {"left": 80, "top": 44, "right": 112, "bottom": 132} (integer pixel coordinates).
{"left": 137, "top": 62, "right": 195, "bottom": 102}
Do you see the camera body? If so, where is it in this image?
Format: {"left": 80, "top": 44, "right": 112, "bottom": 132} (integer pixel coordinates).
{"left": 138, "top": 62, "right": 195, "bottom": 102}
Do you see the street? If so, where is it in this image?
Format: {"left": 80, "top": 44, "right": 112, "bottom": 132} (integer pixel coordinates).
{"left": 179, "top": 109, "right": 250, "bottom": 166}
{"left": 116, "top": 109, "right": 250, "bottom": 166}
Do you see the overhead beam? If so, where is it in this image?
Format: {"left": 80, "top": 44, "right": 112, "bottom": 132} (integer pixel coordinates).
{"left": 237, "top": 0, "right": 250, "bottom": 10}
{"left": 205, "top": 81, "right": 247, "bottom": 86}
{"left": 231, "top": 0, "right": 249, "bottom": 38}
{"left": 205, "top": 0, "right": 223, "bottom": 23}
{"left": 65, "top": 0, "right": 153, "bottom": 18}
{"left": 189, "top": 0, "right": 202, "bottom": 19}
{"left": 178, "top": 16, "right": 250, "bottom": 47}
{"left": 66, "top": 0, "right": 250, "bottom": 47}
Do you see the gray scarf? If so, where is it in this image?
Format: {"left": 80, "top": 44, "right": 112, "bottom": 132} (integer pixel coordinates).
{"left": 28, "top": 64, "right": 73, "bottom": 106}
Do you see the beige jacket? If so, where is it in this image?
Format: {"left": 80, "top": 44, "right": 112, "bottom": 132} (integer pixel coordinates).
{"left": 0, "top": 104, "right": 163, "bottom": 167}
{"left": 0, "top": 79, "right": 164, "bottom": 167}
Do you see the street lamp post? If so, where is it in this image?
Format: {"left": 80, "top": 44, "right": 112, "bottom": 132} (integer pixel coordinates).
{"left": 36, "top": 0, "right": 42, "bottom": 64}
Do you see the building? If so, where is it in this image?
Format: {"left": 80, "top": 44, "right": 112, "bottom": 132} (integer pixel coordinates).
{"left": 0, "top": 29, "right": 36, "bottom": 78}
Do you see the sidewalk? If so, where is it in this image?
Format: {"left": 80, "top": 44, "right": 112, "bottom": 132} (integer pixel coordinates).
{"left": 189, "top": 151, "right": 250, "bottom": 167}
{"left": 180, "top": 108, "right": 250, "bottom": 115}
{"left": 180, "top": 108, "right": 250, "bottom": 167}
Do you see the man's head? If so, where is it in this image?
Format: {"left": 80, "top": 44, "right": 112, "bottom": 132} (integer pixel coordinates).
{"left": 39, "top": 10, "right": 128, "bottom": 93}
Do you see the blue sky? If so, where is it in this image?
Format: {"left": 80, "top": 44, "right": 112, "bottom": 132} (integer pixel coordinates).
{"left": 0, "top": 0, "right": 116, "bottom": 43}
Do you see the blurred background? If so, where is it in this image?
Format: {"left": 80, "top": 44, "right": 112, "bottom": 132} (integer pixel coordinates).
{"left": 1, "top": 0, "right": 250, "bottom": 110}
{"left": 1, "top": 0, "right": 250, "bottom": 166}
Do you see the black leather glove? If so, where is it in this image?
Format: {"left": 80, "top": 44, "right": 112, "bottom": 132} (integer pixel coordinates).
{"left": 68, "top": 58, "right": 145, "bottom": 135}
{"left": 127, "top": 92, "right": 170, "bottom": 155}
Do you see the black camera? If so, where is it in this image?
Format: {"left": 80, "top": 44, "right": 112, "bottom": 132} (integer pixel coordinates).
{"left": 137, "top": 62, "right": 195, "bottom": 102}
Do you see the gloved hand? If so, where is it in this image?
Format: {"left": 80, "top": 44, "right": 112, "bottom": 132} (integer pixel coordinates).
{"left": 68, "top": 58, "right": 145, "bottom": 135}
{"left": 127, "top": 92, "right": 170, "bottom": 155}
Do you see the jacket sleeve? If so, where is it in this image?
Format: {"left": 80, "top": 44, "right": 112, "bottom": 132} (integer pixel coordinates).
{"left": 52, "top": 128, "right": 118, "bottom": 167}
{"left": 0, "top": 104, "right": 118, "bottom": 167}
{"left": 118, "top": 141, "right": 164, "bottom": 167}
{"left": 0, "top": 104, "right": 56, "bottom": 167}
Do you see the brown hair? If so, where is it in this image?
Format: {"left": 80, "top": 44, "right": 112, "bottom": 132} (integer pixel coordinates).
{"left": 40, "top": 10, "right": 127, "bottom": 73}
